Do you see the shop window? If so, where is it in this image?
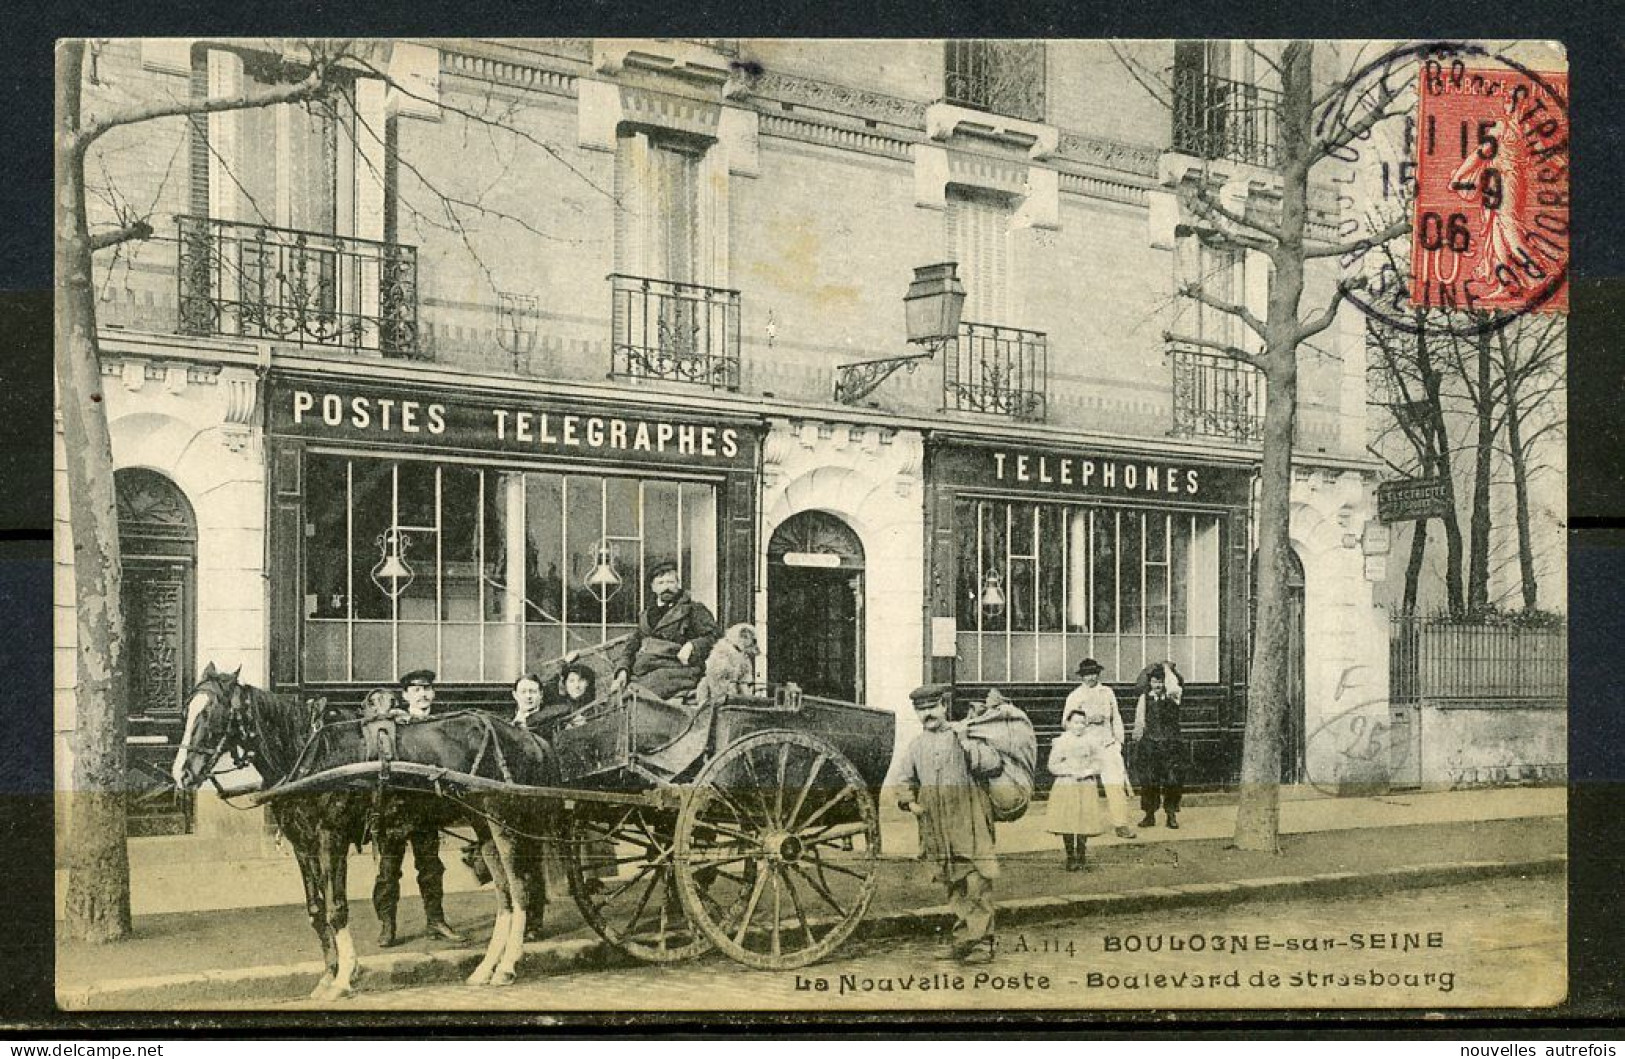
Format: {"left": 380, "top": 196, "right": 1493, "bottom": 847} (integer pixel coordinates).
{"left": 957, "top": 498, "right": 1222, "bottom": 683}
{"left": 302, "top": 452, "right": 717, "bottom": 683}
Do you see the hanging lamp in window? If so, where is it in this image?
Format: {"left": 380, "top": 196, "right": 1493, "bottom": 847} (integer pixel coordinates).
{"left": 980, "top": 570, "right": 1006, "bottom": 619}
{"left": 371, "top": 527, "right": 415, "bottom": 600}
{"left": 585, "top": 539, "right": 624, "bottom": 604}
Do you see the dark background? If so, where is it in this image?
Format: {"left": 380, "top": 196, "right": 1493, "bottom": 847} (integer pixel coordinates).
{"left": 3, "top": 0, "right": 1622, "bottom": 1035}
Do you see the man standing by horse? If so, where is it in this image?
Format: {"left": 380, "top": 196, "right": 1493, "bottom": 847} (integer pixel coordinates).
{"left": 373, "top": 669, "right": 466, "bottom": 947}
{"left": 611, "top": 561, "right": 719, "bottom": 701}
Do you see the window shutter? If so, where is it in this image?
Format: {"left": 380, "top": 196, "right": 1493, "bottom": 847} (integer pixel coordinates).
{"left": 613, "top": 131, "right": 650, "bottom": 276}
{"left": 947, "top": 188, "right": 1013, "bottom": 324}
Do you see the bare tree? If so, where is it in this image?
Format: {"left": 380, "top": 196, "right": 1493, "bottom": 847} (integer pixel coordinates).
{"left": 1493, "top": 314, "right": 1566, "bottom": 610}
{"left": 1136, "top": 41, "right": 1410, "bottom": 850}
{"left": 56, "top": 39, "right": 354, "bottom": 942}
{"left": 61, "top": 39, "right": 618, "bottom": 940}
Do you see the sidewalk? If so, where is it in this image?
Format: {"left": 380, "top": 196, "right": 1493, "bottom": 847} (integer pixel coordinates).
{"left": 57, "top": 785, "right": 1566, "bottom": 1009}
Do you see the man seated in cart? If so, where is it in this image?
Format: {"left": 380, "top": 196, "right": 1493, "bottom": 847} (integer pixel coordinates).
{"left": 611, "top": 561, "right": 719, "bottom": 702}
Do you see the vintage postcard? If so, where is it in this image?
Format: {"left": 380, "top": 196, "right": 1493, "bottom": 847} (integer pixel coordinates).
{"left": 53, "top": 37, "right": 1568, "bottom": 1014}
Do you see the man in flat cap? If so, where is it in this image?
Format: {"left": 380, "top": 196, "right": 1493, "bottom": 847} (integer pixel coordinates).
{"left": 612, "top": 561, "right": 719, "bottom": 701}
{"left": 1131, "top": 661, "right": 1185, "bottom": 829}
{"left": 898, "top": 683, "right": 1004, "bottom": 962}
{"left": 1062, "top": 659, "right": 1137, "bottom": 839}
{"left": 372, "top": 669, "right": 465, "bottom": 947}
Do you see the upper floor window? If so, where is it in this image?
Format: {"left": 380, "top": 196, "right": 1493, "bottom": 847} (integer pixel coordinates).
{"left": 944, "top": 40, "right": 1046, "bottom": 124}
{"left": 189, "top": 46, "right": 364, "bottom": 235}
{"left": 946, "top": 185, "right": 1016, "bottom": 325}
{"left": 614, "top": 128, "right": 713, "bottom": 286}
{"left": 1170, "top": 41, "right": 1282, "bottom": 168}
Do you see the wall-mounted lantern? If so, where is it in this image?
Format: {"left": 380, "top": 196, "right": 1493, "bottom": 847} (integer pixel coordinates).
{"left": 834, "top": 262, "right": 968, "bottom": 405}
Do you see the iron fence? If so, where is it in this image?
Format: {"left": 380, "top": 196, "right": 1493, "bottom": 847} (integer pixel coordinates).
{"left": 1171, "top": 67, "right": 1281, "bottom": 168}
{"left": 1390, "top": 615, "right": 1567, "bottom": 704}
{"left": 944, "top": 40, "right": 1046, "bottom": 123}
{"left": 609, "top": 274, "right": 742, "bottom": 391}
{"left": 176, "top": 215, "right": 418, "bottom": 354}
{"left": 944, "top": 321, "right": 1047, "bottom": 420}
{"left": 1168, "top": 342, "right": 1264, "bottom": 442}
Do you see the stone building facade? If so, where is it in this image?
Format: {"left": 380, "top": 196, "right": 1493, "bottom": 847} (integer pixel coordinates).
{"left": 59, "top": 38, "right": 1400, "bottom": 907}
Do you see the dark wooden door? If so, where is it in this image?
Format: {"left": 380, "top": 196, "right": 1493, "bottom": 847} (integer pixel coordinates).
{"left": 117, "top": 469, "right": 198, "bottom": 836}
{"left": 767, "top": 566, "right": 861, "bottom": 701}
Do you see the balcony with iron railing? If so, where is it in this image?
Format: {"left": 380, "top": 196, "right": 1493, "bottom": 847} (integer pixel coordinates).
{"left": 1168, "top": 341, "right": 1264, "bottom": 443}
{"left": 943, "top": 40, "right": 1046, "bottom": 124}
{"left": 609, "top": 274, "right": 742, "bottom": 392}
{"left": 944, "top": 321, "right": 1048, "bottom": 420}
{"left": 176, "top": 216, "right": 419, "bottom": 355}
{"left": 1171, "top": 68, "right": 1281, "bottom": 169}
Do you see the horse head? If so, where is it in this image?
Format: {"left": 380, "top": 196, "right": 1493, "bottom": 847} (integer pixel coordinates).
{"left": 171, "top": 661, "right": 245, "bottom": 789}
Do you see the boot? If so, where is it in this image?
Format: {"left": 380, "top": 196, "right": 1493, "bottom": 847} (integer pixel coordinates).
{"left": 376, "top": 913, "right": 399, "bottom": 949}
{"left": 1075, "top": 838, "right": 1088, "bottom": 871}
{"left": 1166, "top": 812, "right": 1180, "bottom": 830}
{"left": 421, "top": 887, "right": 466, "bottom": 943}
{"left": 1138, "top": 812, "right": 1157, "bottom": 829}
{"left": 1062, "top": 836, "right": 1079, "bottom": 871}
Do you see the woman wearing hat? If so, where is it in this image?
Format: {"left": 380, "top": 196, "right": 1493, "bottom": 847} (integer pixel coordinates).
{"left": 1059, "top": 659, "right": 1137, "bottom": 839}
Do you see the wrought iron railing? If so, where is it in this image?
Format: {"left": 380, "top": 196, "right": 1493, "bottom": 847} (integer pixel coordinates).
{"left": 944, "top": 40, "right": 1046, "bottom": 123}
{"left": 1390, "top": 615, "right": 1567, "bottom": 705}
{"left": 177, "top": 215, "right": 419, "bottom": 355}
{"left": 1168, "top": 342, "right": 1265, "bottom": 442}
{"left": 944, "top": 321, "right": 1047, "bottom": 420}
{"left": 1171, "top": 68, "right": 1281, "bottom": 168}
{"left": 609, "top": 274, "right": 742, "bottom": 391}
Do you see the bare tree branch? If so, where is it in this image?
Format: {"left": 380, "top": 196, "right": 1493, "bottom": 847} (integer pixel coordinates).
{"left": 1177, "top": 282, "right": 1267, "bottom": 341}
{"left": 1162, "top": 329, "right": 1266, "bottom": 370}
{"left": 1188, "top": 183, "right": 1286, "bottom": 246}
{"left": 89, "top": 221, "right": 154, "bottom": 252}
{"left": 1304, "top": 217, "right": 1411, "bottom": 259}
{"left": 1295, "top": 279, "right": 1365, "bottom": 342}
{"left": 1108, "top": 41, "right": 1172, "bottom": 109}
{"left": 77, "top": 48, "right": 346, "bottom": 152}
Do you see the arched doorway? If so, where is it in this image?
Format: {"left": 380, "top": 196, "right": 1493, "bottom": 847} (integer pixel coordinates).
{"left": 767, "top": 511, "right": 864, "bottom": 702}
{"left": 116, "top": 468, "right": 198, "bottom": 836}
{"left": 1250, "top": 546, "right": 1307, "bottom": 785}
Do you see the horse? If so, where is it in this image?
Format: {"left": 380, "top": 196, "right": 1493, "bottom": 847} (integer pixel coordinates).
{"left": 171, "top": 663, "right": 372, "bottom": 999}
{"left": 171, "top": 664, "right": 563, "bottom": 995}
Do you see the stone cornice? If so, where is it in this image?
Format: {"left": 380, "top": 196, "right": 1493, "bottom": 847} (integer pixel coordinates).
{"left": 758, "top": 113, "right": 912, "bottom": 162}
{"left": 440, "top": 48, "right": 579, "bottom": 98}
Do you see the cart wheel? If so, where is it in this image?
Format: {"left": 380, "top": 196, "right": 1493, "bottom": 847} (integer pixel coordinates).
{"left": 565, "top": 805, "right": 713, "bottom": 963}
{"left": 674, "top": 730, "right": 881, "bottom": 970}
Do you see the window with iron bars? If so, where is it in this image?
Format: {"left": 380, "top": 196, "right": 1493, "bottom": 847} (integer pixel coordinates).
{"left": 944, "top": 40, "right": 1046, "bottom": 123}
{"left": 1170, "top": 41, "right": 1282, "bottom": 168}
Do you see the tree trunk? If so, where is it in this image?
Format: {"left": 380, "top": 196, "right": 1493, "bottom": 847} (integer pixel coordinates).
{"left": 1232, "top": 42, "right": 1311, "bottom": 854}
{"left": 1467, "top": 328, "right": 1495, "bottom": 611}
{"left": 57, "top": 40, "right": 132, "bottom": 943}
{"left": 1504, "top": 384, "right": 1539, "bottom": 611}
{"left": 1417, "top": 329, "right": 1465, "bottom": 616}
{"left": 1402, "top": 519, "right": 1427, "bottom": 614}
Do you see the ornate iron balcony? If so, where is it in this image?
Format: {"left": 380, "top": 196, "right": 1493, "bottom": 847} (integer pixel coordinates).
{"left": 1171, "top": 68, "right": 1281, "bottom": 168}
{"left": 944, "top": 321, "right": 1048, "bottom": 420}
{"left": 1168, "top": 342, "right": 1265, "bottom": 443}
{"left": 176, "top": 216, "right": 418, "bottom": 355}
{"left": 609, "top": 274, "right": 742, "bottom": 391}
{"left": 944, "top": 40, "right": 1046, "bottom": 124}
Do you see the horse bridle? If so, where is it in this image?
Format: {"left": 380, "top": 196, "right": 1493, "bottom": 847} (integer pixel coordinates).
{"left": 177, "top": 676, "right": 264, "bottom": 786}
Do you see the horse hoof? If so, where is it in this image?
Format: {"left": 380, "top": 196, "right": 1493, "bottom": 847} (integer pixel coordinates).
{"left": 310, "top": 975, "right": 335, "bottom": 1000}
{"left": 466, "top": 969, "right": 493, "bottom": 988}
{"left": 490, "top": 969, "right": 516, "bottom": 988}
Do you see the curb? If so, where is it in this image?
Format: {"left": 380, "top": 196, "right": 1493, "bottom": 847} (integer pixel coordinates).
{"left": 58, "top": 853, "right": 1566, "bottom": 1010}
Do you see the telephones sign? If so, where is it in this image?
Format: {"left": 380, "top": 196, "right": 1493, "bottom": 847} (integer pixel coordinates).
{"left": 1411, "top": 63, "right": 1568, "bottom": 314}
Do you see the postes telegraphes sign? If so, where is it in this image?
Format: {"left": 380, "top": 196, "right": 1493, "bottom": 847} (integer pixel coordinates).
{"left": 1377, "top": 477, "right": 1452, "bottom": 523}
{"left": 269, "top": 381, "right": 758, "bottom": 469}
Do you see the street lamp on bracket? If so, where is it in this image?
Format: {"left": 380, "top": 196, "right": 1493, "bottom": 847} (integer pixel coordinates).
{"left": 833, "top": 262, "right": 967, "bottom": 405}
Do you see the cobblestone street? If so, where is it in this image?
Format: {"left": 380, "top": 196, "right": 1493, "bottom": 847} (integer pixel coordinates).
{"left": 255, "top": 874, "right": 1563, "bottom": 1013}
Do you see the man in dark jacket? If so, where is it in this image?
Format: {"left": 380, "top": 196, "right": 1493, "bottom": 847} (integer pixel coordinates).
{"left": 373, "top": 669, "right": 465, "bottom": 947}
{"left": 1131, "top": 662, "right": 1186, "bottom": 829}
{"left": 611, "top": 561, "right": 719, "bottom": 700}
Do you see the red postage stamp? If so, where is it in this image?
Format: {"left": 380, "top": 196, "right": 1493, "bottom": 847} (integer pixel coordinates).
{"left": 1411, "top": 63, "right": 1569, "bottom": 313}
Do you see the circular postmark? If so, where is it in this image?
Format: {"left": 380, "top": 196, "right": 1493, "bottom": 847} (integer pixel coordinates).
{"left": 1316, "top": 40, "right": 1569, "bottom": 338}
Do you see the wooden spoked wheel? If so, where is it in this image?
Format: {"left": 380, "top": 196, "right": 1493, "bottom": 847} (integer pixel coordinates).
{"left": 673, "top": 730, "right": 881, "bottom": 970}
{"left": 564, "top": 804, "right": 713, "bottom": 963}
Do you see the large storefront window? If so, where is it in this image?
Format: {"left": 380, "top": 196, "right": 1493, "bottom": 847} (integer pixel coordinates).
{"left": 304, "top": 452, "right": 717, "bottom": 683}
{"left": 955, "top": 498, "right": 1222, "bottom": 682}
